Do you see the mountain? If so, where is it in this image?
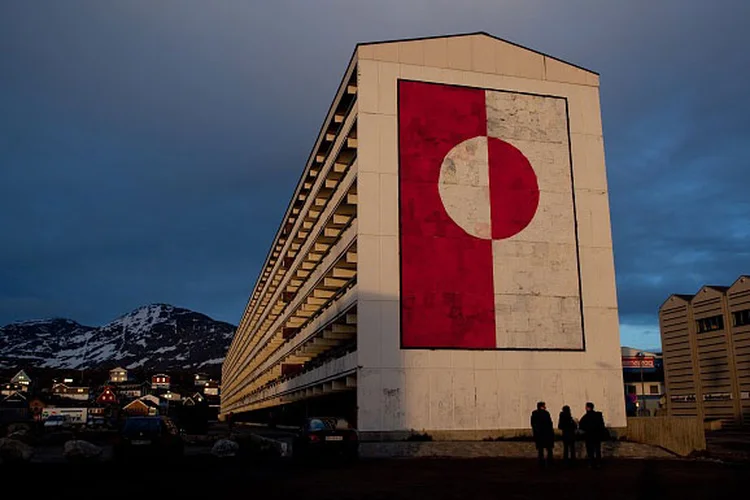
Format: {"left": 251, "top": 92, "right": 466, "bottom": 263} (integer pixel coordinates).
{"left": 0, "top": 304, "right": 236, "bottom": 371}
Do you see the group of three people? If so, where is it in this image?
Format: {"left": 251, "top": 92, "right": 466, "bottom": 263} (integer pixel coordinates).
{"left": 530, "top": 401, "right": 607, "bottom": 468}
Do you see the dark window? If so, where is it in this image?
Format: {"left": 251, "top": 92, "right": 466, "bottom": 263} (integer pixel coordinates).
{"left": 626, "top": 385, "right": 637, "bottom": 395}
{"left": 733, "top": 309, "right": 750, "bottom": 327}
{"left": 696, "top": 315, "right": 724, "bottom": 333}
{"left": 649, "top": 385, "right": 659, "bottom": 394}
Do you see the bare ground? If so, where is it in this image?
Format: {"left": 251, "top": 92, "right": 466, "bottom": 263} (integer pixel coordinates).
{"left": 4, "top": 457, "right": 747, "bottom": 499}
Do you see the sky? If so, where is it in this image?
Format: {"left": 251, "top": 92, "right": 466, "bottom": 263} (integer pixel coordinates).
{"left": 1, "top": 1, "right": 748, "bottom": 350}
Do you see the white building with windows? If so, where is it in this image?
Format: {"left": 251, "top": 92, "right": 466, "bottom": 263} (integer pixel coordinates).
{"left": 222, "top": 33, "right": 625, "bottom": 436}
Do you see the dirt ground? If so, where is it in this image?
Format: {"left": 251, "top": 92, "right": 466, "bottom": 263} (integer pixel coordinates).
{"left": 5, "top": 457, "right": 747, "bottom": 499}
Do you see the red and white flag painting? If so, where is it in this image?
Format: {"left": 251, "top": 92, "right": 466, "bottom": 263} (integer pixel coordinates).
{"left": 398, "top": 80, "right": 583, "bottom": 350}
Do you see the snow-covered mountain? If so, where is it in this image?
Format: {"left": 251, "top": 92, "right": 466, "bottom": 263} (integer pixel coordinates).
{"left": 0, "top": 304, "right": 235, "bottom": 371}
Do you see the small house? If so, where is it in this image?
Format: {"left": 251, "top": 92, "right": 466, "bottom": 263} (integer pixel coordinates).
{"left": 123, "top": 398, "right": 159, "bottom": 417}
{"left": 151, "top": 374, "right": 170, "bottom": 390}
{"left": 96, "top": 386, "right": 118, "bottom": 405}
{"left": 109, "top": 367, "right": 129, "bottom": 383}
{"left": 160, "top": 391, "right": 180, "bottom": 401}
{"left": 194, "top": 373, "right": 210, "bottom": 387}
{"left": 1, "top": 391, "right": 28, "bottom": 407}
{"left": 1, "top": 382, "right": 24, "bottom": 396}
{"left": 10, "top": 370, "right": 32, "bottom": 390}
{"left": 52, "top": 383, "right": 90, "bottom": 401}
{"left": 116, "top": 381, "right": 151, "bottom": 399}
{"left": 139, "top": 394, "right": 160, "bottom": 406}
{"left": 203, "top": 380, "right": 220, "bottom": 396}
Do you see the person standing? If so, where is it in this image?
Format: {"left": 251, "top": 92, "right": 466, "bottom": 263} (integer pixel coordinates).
{"left": 557, "top": 405, "right": 577, "bottom": 463}
{"left": 579, "top": 402, "right": 606, "bottom": 468}
{"left": 531, "top": 401, "right": 554, "bottom": 467}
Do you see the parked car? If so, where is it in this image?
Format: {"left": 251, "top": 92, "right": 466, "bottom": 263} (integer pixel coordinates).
{"left": 44, "top": 415, "right": 71, "bottom": 429}
{"left": 87, "top": 416, "right": 107, "bottom": 429}
{"left": 293, "top": 417, "right": 359, "bottom": 461}
{"left": 113, "top": 416, "right": 184, "bottom": 460}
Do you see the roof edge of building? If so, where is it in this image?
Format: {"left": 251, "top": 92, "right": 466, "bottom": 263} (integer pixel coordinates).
{"left": 356, "top": 31, "right": 599, "bottom": 76}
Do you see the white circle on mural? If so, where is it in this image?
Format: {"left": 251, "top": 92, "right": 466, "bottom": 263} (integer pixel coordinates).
{"left": 438, "top": 135, "right": 540, "bottom": 241}
{"left": 438, "top": 136, "right": 492, "bottom": 239}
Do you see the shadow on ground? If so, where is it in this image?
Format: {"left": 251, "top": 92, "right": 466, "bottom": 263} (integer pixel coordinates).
{"left": 2, "top": 457, "right": 747, "bottom": 499}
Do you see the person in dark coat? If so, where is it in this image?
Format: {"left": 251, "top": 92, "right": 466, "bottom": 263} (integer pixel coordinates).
{"left": 558, "top": 405, "right": 577, "bottom": 463}
{"left": 579, "top": 402, "right": 606, "bottom": 468}
{"left": 530, "top": 401, "right": 554, "bottom": 467}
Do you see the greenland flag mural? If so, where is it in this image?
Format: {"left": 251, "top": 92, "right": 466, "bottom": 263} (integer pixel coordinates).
{"left": 398, "top": 80, "right": 584, "bottom": 350}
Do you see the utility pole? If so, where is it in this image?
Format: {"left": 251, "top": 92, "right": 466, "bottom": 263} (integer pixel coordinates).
{"left": 637, "top": 351, "right": 647, "bottom": 416}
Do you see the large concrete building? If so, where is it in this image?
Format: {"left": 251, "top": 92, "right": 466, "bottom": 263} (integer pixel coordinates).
{"left": 221, "top": 33, "right": 626, "bottom": 435}
{"left": 660, "top": 276, "right": 750, "bottom": 426}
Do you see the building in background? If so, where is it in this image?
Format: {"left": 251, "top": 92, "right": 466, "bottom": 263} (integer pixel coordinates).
{"left": 109, "top": 367, "right": 128, "bottom": 383}
{"left": 151, "top": 374, "right": 171, "bottom": 390}
{"left": 10, "top": 370, "right": 32, "bottom": 391}
{"left": 660, "top": 276, "right": 750, "bottom": 426}
{"left": 51, "top": 383, "right": 91, "bottom": 401}
{"left": 222, "top": 32, "right": 625, "bottom": 434}
{"left": 621, "top": 347, "right": 664, "bottom": 415}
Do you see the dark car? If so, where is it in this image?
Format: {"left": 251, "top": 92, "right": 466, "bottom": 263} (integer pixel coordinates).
{"left": 114, "top": 416, "right": 184, "bottom": 460}
{"left": 293, "top": 417, "right": 359, "bottom": 461}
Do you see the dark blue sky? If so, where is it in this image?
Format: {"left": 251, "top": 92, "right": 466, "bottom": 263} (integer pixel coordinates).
{"left": 1, "top": 1, "right": 748, "bottom": 349}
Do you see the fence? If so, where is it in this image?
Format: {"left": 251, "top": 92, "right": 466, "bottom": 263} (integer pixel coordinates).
{"left": 625, "top": 417, "right": 706, "bottom": 456}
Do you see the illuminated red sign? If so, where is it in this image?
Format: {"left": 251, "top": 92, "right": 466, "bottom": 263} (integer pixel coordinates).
{"left": 622, "top": 356, "right": 655, "bottom": 369}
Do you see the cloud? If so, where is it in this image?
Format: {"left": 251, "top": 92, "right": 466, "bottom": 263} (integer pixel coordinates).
{"left": 1, "top": 1, "right": 749, "bottom": 351}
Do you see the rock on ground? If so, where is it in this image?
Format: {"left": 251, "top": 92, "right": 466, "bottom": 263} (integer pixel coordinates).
{"left": 63, "top": 440, "right": 103, "bottom": 461}
{"left": 0, "top": 438, "right": 34, "bottom": 463}
{"left": 212, "top": 439, "right": 240, "bottom": 458}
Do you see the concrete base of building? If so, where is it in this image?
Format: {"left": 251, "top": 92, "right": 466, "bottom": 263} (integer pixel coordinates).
{"left": 360, "top": 440, "right": 675, "bottom": 460}
{"left": 359, "top": 428, "right": 627, "bottom": 442}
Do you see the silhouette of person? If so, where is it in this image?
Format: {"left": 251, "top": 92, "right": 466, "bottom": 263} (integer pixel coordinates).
{"left": 531, "top": 401, "right": 554, "bottom": 467}
{"left": 558, "top": 405, "right": 577, "bottom": 463}
{"left": 579, "top": 402, "right": 606, "bottom": 468}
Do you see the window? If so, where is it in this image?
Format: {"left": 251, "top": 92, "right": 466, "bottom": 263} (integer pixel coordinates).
{"left": 733, "top": 309, "right": 750, "bottom": 327}
{"left": 308, "top": 419, "right": 327, "bottom": 431}
{"left": 649, "top": 385, "right": 659, "bottom": 394}
{"left": 626, "top": 385, "right": 637, "bottom": 395}
{"left": 696, "top": 315, "right": 724, "bottom": 333}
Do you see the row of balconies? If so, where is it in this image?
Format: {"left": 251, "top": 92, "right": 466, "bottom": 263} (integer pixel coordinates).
{"left": 231, "top": 354, "right": 358, "bottom": 414}
{"left": 224, "top": 116, "right": 358, "bottom": 379}
{"left": 222, "top": 245, "right": 358, "bottom": 410}
{"left": 223, "top": 70, "right": 358, "bottom": 375}
{"left": 226, "top": 123, "right": 358, "bottom": 377}
{"left": 232, "top": 301, "right": 358, "bottom": 408}
{"left": 222, "top": 180, "right": 358, "bottom": 403}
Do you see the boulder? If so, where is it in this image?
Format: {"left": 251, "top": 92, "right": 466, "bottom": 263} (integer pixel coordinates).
{"left": 8, "top": 429, "right": 28, "bottom": 439}
{"left": 212, "top": 439, "right": 239, "bottom": 458}
{"left": 63, "top": 440, "right": 103, "bottom": 462}
{"left": 0, "top": 438, "right": 34, "bottom": 463}
{"left": 7, "top": 423, "right": 31, "bottom": 435}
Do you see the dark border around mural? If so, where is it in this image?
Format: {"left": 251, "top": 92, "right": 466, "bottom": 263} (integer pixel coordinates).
{"left": 396, "top": 78, "right": 587, "bottom": 353}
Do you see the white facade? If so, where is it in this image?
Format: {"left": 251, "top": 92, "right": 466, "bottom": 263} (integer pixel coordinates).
{"left": 355, "top": 33, "right": 625, "bottom": 432}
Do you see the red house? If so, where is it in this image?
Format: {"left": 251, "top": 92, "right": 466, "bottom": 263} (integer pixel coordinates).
{"left": 151, "top": 374, "right": 170, "bottom": 390}
{"left": 96, "top": 386, "right": 118, "bottom": 405}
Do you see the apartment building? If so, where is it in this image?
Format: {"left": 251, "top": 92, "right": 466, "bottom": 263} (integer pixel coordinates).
{"left": 660, "top": 276, "right": 750, "bottom": 426}
{"left": 221, "top": 32, "right": 626, "bottom": 434}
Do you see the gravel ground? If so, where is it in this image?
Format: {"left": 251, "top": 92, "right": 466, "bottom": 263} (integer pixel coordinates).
{"left": 3, "top": 457, "right": 748, "bottom": 499}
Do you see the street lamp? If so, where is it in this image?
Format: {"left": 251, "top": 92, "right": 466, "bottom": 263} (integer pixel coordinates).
{"left": 636, "top": 352, "right": 647, "bottom": 416}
